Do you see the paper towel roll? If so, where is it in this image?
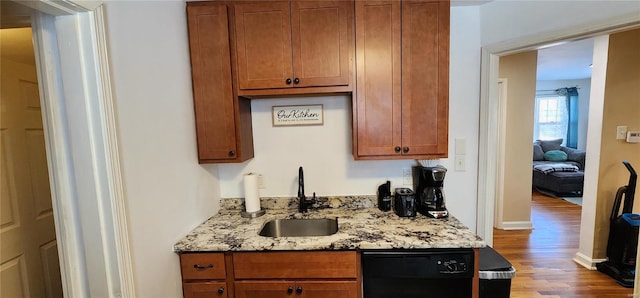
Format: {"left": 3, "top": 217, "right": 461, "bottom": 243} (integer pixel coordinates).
{"left": 243, "top": 173, "right": 261, "bottom": 213}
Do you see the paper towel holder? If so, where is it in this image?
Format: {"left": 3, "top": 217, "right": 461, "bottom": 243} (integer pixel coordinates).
{"left": 241, "top": 209, "right": 265, "bottom": 219}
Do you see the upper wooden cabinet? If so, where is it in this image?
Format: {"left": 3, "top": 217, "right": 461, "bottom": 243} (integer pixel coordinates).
{"left": 354, "top": 0, "right": 449, "bottom": 159}
{"left": 187, "top": 3, "right": 254, "bottom": 163}
{"left": 186, "top": 0, "right": 448, "bottom": 163}
{"left": 233, "top": 0, "right": 353, "bottom": 95}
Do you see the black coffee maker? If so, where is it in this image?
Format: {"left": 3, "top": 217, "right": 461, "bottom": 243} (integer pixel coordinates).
{"left": 413, "top": 165, "right": 448, "bottom": 218}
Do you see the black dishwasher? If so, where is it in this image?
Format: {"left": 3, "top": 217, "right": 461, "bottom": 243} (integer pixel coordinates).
{"left": 362, "top": 249, "right": 474, "bottom": 298}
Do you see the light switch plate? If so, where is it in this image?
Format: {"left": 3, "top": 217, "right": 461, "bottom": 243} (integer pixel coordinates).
{"left": 455, "top": 138, "right": 466, "bottom": 155}
{"left": 455, "top": 155, "right": 466, "bottom": 172}
{"left": 617, "top": 126, "right": 628, "bottom": 140}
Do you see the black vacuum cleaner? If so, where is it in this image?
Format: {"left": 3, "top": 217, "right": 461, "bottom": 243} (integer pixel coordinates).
{"left": 596, "top": 161, "right": 638, "bottom": 288}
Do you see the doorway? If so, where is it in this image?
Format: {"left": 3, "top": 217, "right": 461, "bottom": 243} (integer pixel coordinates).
{"left": 1, "top": 1, "right": 135, "bottom": 296}
{"left": 494, "top": 39, "right": 593, "bottom": 230}
{"left": 478, "top": 18, "right": 640, "bottom": 276}
{"left": 0, "top": 5, "right": 63, "bottom": 297}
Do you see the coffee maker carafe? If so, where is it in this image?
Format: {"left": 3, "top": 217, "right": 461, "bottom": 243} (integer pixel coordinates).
{"left": 413, "top": 165, "right": 449, "bottom": 218}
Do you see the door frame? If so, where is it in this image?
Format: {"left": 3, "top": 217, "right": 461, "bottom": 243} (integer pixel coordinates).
{"left": 477, "top": 9, "right": 640, "bottom": 254}
{"left": 19, "top": 1, "right": 135, "bottom": 296}
{"left": 492, "top": 78, "right": 507, "bottom": 229}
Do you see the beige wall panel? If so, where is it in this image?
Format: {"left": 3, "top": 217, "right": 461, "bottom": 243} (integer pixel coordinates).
{"left": 498, "top": 51, "right": 538, "bottom": 223}
{"left": 594, "top": 28, "right": 640, "bottom": 258}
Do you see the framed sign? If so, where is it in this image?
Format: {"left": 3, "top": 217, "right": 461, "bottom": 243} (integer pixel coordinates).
{"left": 272, "top": 104, "right": 324, "bottom": 126}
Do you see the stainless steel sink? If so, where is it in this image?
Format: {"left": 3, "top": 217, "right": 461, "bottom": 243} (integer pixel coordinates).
{"left": 259, "top": 218, "right": 338, "bottom": 237}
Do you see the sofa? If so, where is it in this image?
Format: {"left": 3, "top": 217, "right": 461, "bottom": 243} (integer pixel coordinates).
{"left": 532, "top": 139, "right": 586, "bottom": 197}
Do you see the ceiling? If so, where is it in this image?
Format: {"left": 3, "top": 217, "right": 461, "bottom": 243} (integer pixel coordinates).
{"left": 536, "top": 38, "right": 595, "bottom": 81}
{"left": 1, "top": 1, "right": 35, "bottom": 65}
{"left": 1, "top": 1, "right": 32, "bottom": 29}
{"left": 1, "top": 27, "right": 35, "bottom": 65}
{"left": 0, "top": 0, "right": 594, "bottom": 81}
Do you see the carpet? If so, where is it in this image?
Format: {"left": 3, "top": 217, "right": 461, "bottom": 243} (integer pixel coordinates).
{"left": 535, "top": 187, "right": 583, "bottom": 206}
{"left": 562, "top": 196, "right": 583, "bottom": 206}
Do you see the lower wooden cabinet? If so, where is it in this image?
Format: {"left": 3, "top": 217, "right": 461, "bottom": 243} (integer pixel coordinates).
{"left": 235, "top": 280, "right": 359, "bottom": 298}
{"left": 179, "top": 251, "right": 361, "bottom": 298}
{"left": 183, "top": 282, "right": 228, "bottom": 298}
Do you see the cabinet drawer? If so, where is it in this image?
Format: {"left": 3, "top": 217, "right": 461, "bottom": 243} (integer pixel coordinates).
{"left": 183, "top": 281, "right": 228, "bottom": 298}
{"left": 180, "top": 253, "right": 226, "bottom": 280}
{"left": 233, "top": 251, "right": 358, "bottom": 279}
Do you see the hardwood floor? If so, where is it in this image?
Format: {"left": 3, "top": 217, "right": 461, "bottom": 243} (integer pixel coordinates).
{"left": 493, "top": 191, "right": 634, "bottom": 298}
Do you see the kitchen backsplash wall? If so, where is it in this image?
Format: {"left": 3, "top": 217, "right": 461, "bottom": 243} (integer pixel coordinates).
{"left": 217, "top": 95, "right": 417, "bottom": 198}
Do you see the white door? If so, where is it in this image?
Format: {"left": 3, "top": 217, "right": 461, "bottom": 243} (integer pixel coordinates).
{"left": 0, "top": 27, "right": 63, "bottom": 298}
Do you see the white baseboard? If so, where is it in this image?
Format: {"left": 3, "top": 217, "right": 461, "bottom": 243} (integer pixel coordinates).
{"left": 496, "top": 221, "right": 533, "bottom": 230}
{"left": 573, "top": 252, "right": 607, "bottom": 270}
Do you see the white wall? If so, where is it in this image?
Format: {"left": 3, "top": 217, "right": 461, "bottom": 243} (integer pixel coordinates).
{"left": 218, "top": 6, "right": 482, "bottom": 231}
{"left": 447, "top": 6, "right": 482, "bottom": 229}
{"left": 577, "top": 35, "right": 608, "bottom": 267}
{"left": 479, "top": 0, "right": 640, "bottom": 46}
{"left": 104, "top": 1, "right": 220, "bottom": 297}
{"left": 218, "top": 96, "right": 416, "bottom": 198}
{"left": 536, "top": 78, "right": 592, "bottom": 150}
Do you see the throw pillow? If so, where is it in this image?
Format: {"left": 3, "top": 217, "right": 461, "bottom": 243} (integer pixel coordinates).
{"left": 533, "top": 144, "right": 544, "bottom": 161}
{"left": 537, "top": 138, "right": 563, "bottom": 152}
{"left": 544, "top": 150, "right": 568, "bottom": 161}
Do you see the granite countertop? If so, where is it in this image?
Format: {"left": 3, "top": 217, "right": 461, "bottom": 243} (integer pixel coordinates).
{"left": 173, "top": 196, "right": 485, "bottom": 252}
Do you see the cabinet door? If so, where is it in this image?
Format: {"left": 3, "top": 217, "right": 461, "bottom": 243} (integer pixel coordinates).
{"left": 291, "top": 1, "right": 351, "bottom": 88}
{"left": 354, "top": 0, "right": 402, "bottom": 157}
{"left": 401, "top": 0, "right": 449, "bottom": 157}
{"left": 234, "top": 1, "right": 293, "bottom": 90}
{"left": 183, "top": 282, "right": 228, "bottom": 298}
{"left": 234, "top": 281, "right": 293, "bottom": 298}
{"left": 295, "top": 281, "right": 359, "bottom": 298}
{"left": 187, "top": 4, "right": 238, "bottom": 161}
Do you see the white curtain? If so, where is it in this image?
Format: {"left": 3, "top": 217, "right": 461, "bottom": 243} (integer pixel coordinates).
{"left": 533, "top": 93, "right": 569, "bottom": 145}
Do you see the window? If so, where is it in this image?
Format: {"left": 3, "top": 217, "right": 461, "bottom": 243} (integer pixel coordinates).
{"left": 533, "top": 94, "right": 568, "bottom": 144}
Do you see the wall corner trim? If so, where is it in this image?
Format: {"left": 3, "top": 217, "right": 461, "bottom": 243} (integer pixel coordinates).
{"left": 496, "top": 221, "right": 533, "bottom": 230}
{"left": 573, "top": 252, "right": 606, "bottom": 270}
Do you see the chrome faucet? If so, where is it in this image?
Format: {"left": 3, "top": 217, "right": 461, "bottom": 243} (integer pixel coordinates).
{"left": 298, "top": 166, "right": 316, "bottom": 212}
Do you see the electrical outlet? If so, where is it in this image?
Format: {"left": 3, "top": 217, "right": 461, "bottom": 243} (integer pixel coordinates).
{"left": 403, "top": 168, "right": 412, "bottom": 185}
{"left": 258, "top": 174, "right": 265, "bottom": 189}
